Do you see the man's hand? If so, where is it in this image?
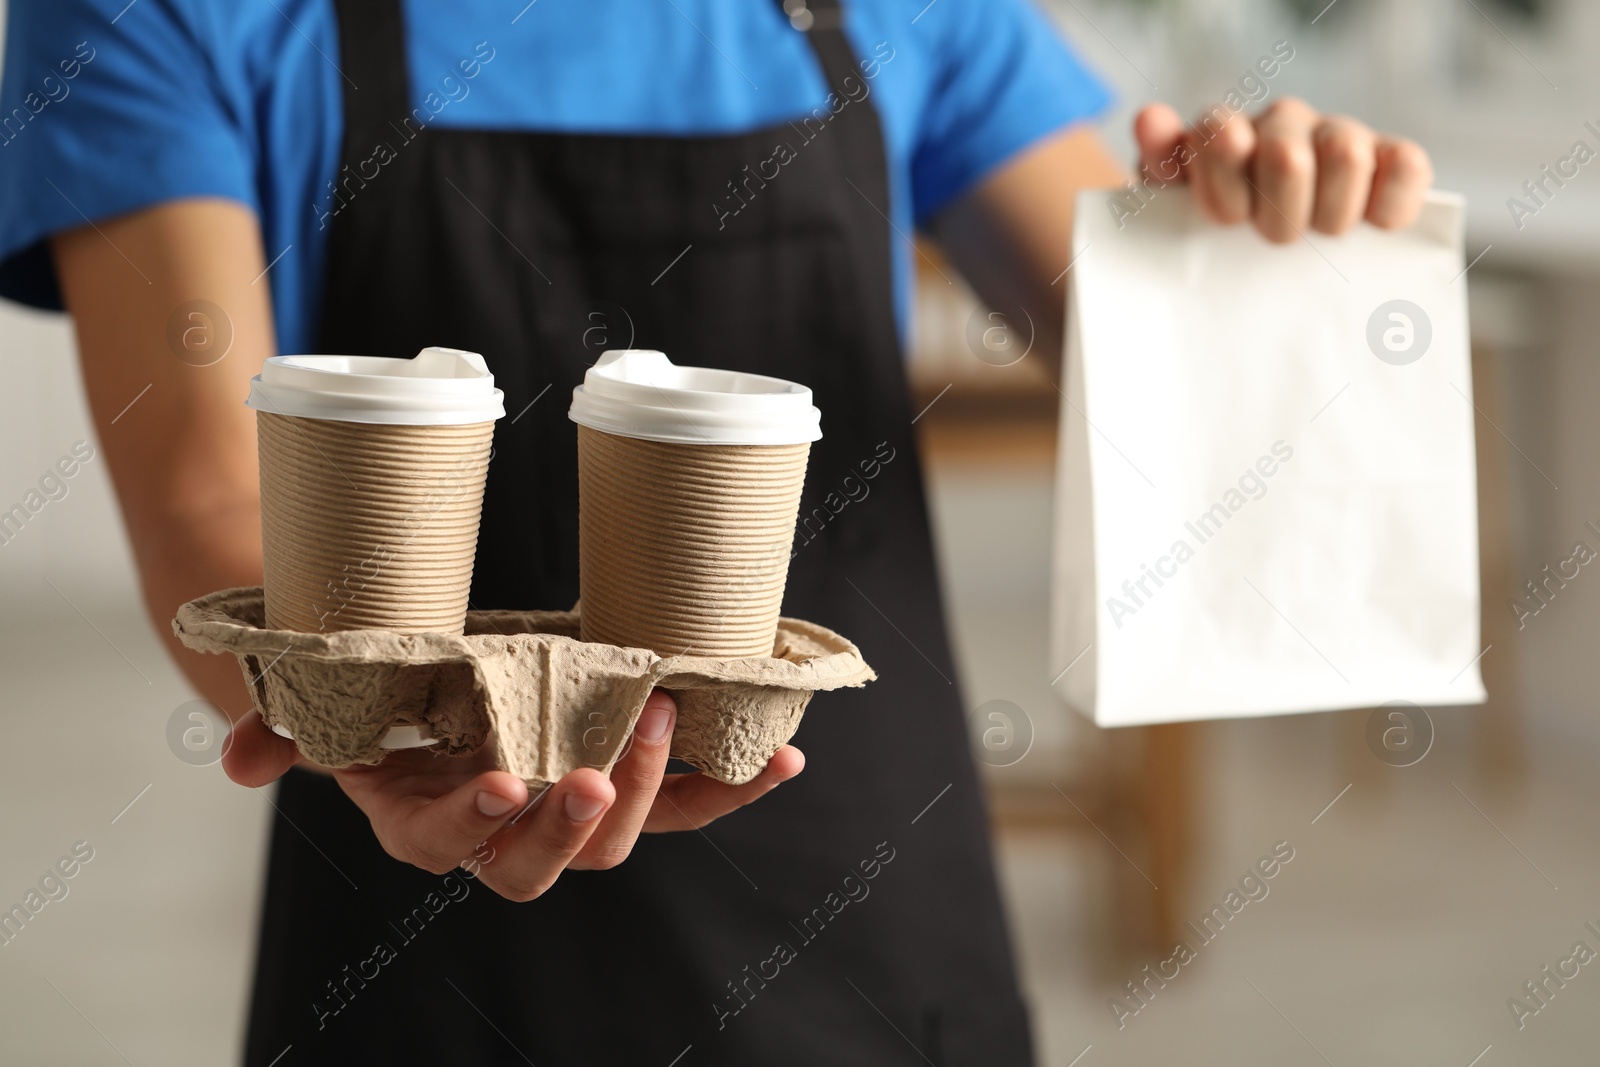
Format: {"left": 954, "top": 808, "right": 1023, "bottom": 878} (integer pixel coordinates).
{"left": 929, "top": 103, "right": 1434, "bottom": 367}
{"left": 222, "top": 689, "right": 804, "bottom": 902}
{"left": 1133, "top": 98, "right": 1434, "bottom": 243}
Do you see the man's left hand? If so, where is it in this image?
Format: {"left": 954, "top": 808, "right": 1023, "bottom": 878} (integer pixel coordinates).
{"left": 1133, "top": 98, "right": 1434, "bottom": 243}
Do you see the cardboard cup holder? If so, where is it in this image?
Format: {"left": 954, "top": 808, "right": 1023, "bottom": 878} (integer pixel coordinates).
{"left": 173, "top": 587, "right": 875, "bottom": 787}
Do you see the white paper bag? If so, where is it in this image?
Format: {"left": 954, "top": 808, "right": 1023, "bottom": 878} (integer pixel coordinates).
{"left": 1049, "top": 188, "right": 1485, "bottom": 726}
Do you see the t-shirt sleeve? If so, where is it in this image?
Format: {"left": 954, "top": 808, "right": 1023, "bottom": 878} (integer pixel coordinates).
{"left": 0, "top": 0, "right": 256, "bottom": 309}
{"left": 908, "top": 0, "right": 1113, "bottom": 225}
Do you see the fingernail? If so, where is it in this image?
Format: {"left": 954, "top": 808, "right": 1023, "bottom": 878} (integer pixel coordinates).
{"left": 564, "top": 793, "right": 605, "bottom": 823}
{"left": 635, "top": 702, "right": 673, "bottom": 743}
{"left": 477, "top": 791, "right": 518, "bottom": 818}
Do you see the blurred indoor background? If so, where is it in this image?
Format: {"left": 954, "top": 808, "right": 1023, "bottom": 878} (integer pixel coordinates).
{"left": 3, "top": 0, "right": 1599, "bottom": 1063}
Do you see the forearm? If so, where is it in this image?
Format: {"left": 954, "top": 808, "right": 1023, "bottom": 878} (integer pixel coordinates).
{"left": 930, "top": 124, "right": 1129, "bottom": 371}
{"left": 137, "top": 499, "right": 264, "bottom": 721}
{"left": 52, "top": 198, "right": 277, "bottom": 720}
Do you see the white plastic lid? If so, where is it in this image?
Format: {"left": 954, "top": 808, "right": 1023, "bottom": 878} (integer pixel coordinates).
{"left": 271, "top": 722, "right": 437, "bottom": 749}
{"left": 246, "top": 347, "right": 506, "bottom": 425}
{"left": 568, "top": 349, "right": 822, "bottom": 445}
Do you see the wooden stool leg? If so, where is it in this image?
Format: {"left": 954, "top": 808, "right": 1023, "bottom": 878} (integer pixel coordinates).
{"left": 1341, "top": 705, "right": 1390, "bottom": 792}
{"left": 1139, "top": 721, "right": 1195, "bottom": 951}
{"left": 1471, "top": 342, "right": 1526, "bottom": 786}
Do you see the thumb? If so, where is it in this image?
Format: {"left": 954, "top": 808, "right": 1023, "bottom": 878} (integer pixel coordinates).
{"left": 1133, "top": 102, "right": 1190, "bottom": 183}
{"left": 221, "top": 710, "right": 301, "bottom": 787}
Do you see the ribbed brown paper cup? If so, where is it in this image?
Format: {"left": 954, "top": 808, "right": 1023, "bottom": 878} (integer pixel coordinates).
{"left": 258, "top": 412, "right": 495, "bottom": 635}
{"left": 576, "top": 425, "right": 810, "bottom": 658}
{"left": 570, "top": 350, "right": 822, "bottom": 658}
{"left": 248, "top": 348, "right": 505, "bottom": 639}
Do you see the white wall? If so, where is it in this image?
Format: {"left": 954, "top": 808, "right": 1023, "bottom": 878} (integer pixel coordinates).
{"left": 0, "top": 304, "right": 141, "bottom": 606}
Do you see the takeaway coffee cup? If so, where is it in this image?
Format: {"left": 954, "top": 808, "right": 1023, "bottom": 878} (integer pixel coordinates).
{"left": 246, "top": 347, "right": 505, "bottom": 636}
{"left": 568, "top": 349, "right": 822, "bottom": 658}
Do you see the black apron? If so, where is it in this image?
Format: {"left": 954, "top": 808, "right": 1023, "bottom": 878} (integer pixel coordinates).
{"left": 244, "top": 2, "right": 1033, "bottom": 1063}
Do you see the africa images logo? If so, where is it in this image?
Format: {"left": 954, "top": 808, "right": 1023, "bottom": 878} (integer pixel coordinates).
{"left": 1366, "top": 300, "right": 1432, "bottom": 366}
{"left": 1104, "top": 441, "right": 1294, "bottom": 629}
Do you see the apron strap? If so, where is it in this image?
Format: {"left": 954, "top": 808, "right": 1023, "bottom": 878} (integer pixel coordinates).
{"left": 331, "top": 0, "right": 411, "bottom": 168}
{"left": 777, "top": 0, "right": 866, "bottom": 105}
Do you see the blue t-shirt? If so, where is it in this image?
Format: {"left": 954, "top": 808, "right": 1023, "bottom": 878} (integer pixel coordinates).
{"left": 0, "top": 0, "right": 1109, "bottom": 353}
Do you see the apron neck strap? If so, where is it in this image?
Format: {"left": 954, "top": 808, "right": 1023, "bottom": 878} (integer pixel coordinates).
{"left": 332, "top": 0, "right": 410, "bottom": 155}
{"left": 778, "top": 0, "right": 863, "bottom": 102}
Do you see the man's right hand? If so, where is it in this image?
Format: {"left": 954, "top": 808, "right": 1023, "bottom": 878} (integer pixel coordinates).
{"left": 223, "top": 690, "right": 803, "bottom": 901}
